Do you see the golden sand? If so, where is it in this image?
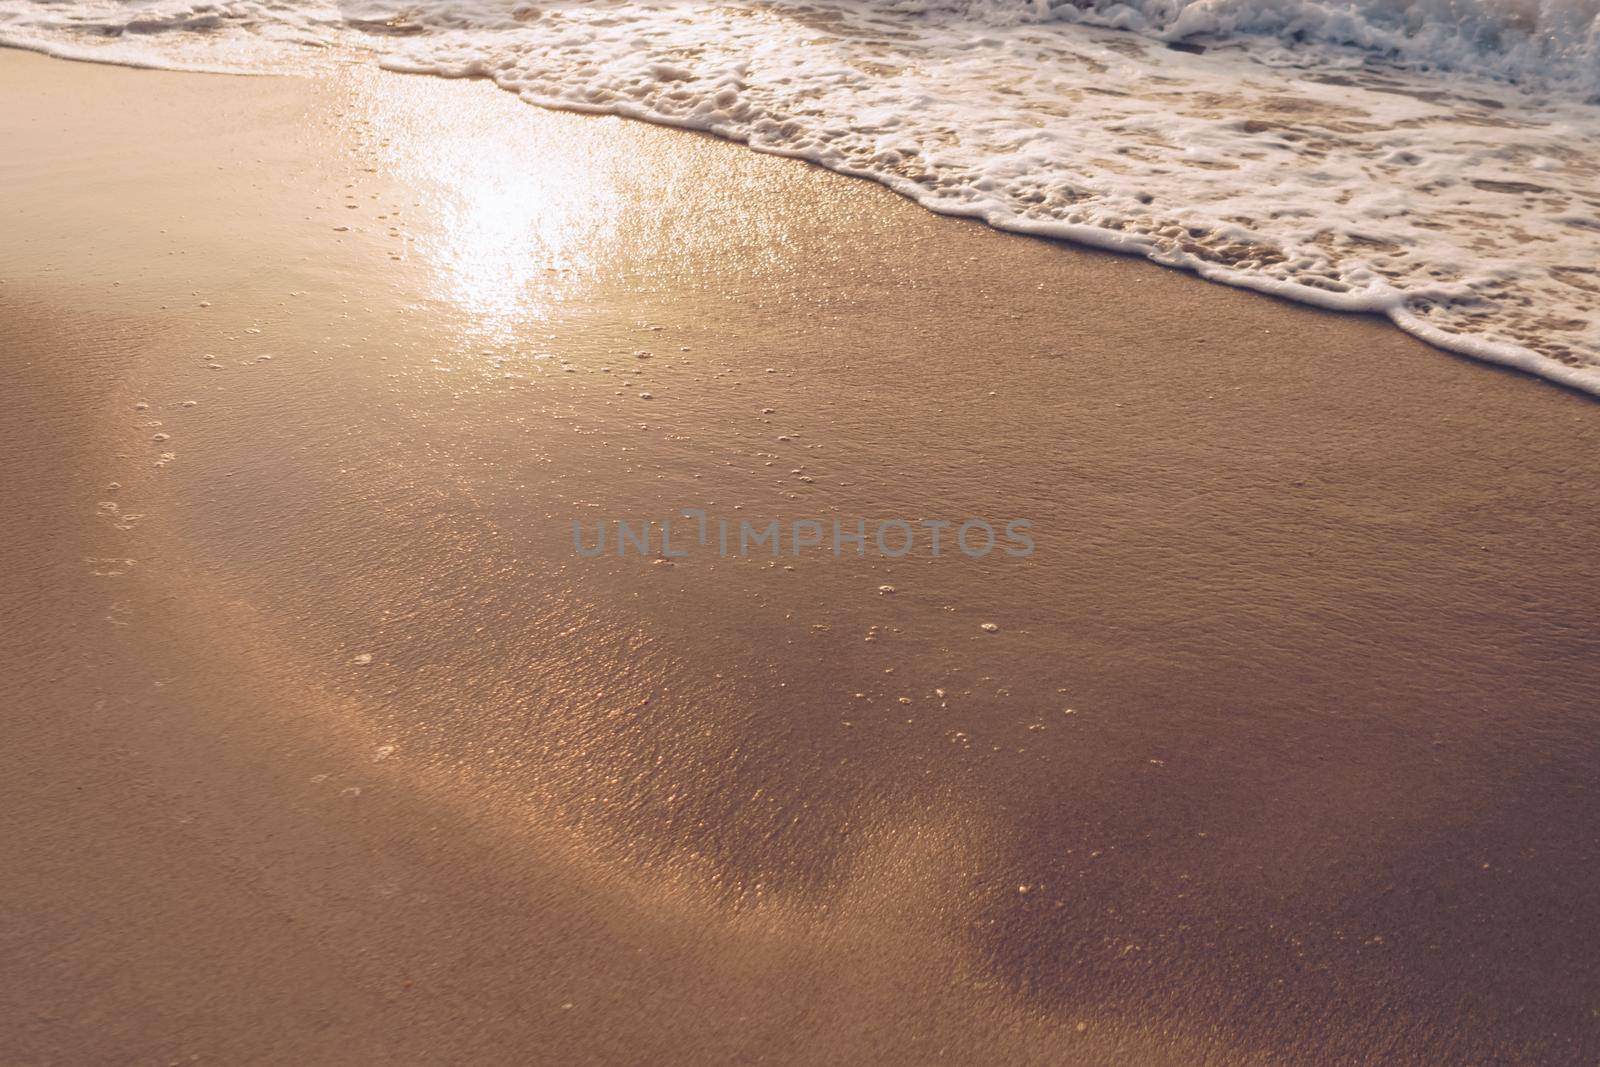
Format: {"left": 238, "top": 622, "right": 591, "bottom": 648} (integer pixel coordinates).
{"left": 4, "top": 49, "right": 1599, "bottom": 1063}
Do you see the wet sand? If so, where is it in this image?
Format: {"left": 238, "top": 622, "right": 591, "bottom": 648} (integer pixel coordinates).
{"left": 3, "top": 48, "right": 1599, "bottom": 1064}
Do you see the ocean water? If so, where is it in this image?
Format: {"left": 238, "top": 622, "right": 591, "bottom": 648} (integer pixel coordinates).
{"left": 3, "top": 0, "right": 1598, "bottom": 393}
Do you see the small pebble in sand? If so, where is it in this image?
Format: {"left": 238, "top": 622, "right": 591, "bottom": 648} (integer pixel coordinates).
{"left": 878, "top": 585, "right": 896, "bottom": 595}
{"left": 351, "top": 653, "right": 373, "bottom": 665}
{"left": 639, "top": 392, "right": 653, "bottom": 400}
{"left": 980, "top": 622, "right": 1000, "bottom": 633}
{"left": 373, "top": 744, "right": 396, "bottom": 762}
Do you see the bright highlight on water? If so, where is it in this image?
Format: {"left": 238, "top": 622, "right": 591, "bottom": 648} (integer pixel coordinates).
{"left": 4, "top": 0, "right": 1596, "bottom": 393}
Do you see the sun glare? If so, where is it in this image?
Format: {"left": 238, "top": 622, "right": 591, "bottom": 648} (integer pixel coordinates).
{"left": 351, "top": 73, "right": 621, "bottom": 344}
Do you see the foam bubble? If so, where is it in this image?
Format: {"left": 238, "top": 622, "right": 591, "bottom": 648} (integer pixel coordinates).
{"left": 2, "top": 0, "right": 1597, "bottom": 392}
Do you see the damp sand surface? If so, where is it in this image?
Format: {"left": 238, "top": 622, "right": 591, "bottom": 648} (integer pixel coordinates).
{"left": 4, "top": 49, "right": 1600, "bottom": 1065}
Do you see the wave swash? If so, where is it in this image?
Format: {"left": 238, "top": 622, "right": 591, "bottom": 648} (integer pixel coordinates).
{"left": 4, "top": 0, "right": 1598, "bottom": 393}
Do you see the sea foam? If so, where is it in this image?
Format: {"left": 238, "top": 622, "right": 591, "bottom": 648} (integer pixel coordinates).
{"left": 3, "top": 0, "right": 1598, "bottom": 394}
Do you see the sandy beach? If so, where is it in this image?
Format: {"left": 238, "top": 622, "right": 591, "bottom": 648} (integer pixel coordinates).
{"left": 3, "top": 47, "right": 1599, "bottom": 1064}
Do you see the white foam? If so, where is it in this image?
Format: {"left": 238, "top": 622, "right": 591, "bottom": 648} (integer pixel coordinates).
{"left": 4, "top": 0, "right": 1598, "bottom": 394}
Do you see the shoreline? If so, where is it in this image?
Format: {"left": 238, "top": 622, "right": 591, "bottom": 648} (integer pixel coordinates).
{"left": 4, "top": 33, "right": 1598, "bottom": 400}
{"left": 5, "top": 48, "right": 1600, "bottom": 1064}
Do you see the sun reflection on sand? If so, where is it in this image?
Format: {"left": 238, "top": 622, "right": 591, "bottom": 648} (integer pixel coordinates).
{"left": 348, "top": 72, "right": 622, "bottom": 344}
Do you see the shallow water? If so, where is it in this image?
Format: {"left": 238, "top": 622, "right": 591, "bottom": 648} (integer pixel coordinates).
{"left": 2, "top": 0, "right": 1598, "bottom": 393}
